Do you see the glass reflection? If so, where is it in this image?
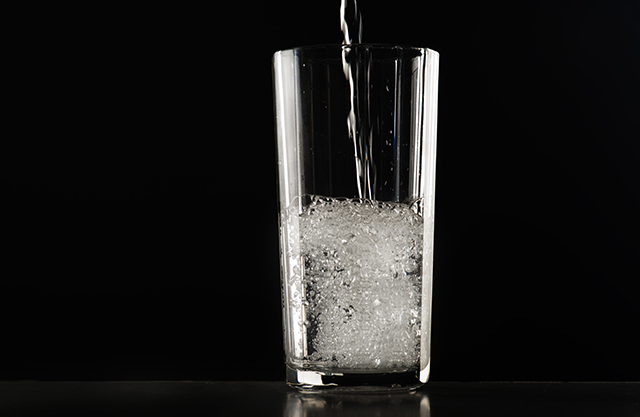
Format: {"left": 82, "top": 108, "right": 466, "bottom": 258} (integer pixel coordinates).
{"left": 285, "top": 390, "right": 430, "bottom": 417}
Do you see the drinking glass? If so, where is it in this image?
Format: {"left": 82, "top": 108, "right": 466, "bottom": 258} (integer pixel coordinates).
{"left": 273, "top": 44, "right": 439, "bottom": 391}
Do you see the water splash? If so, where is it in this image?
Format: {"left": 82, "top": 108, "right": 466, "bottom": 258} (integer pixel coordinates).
{"left": 297, "top": 196, "right": 423, "bottom": 369}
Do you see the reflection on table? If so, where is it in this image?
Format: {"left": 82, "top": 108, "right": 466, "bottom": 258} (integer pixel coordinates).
{"left": 285, "top": 390, "right": 430, "bottom": 417}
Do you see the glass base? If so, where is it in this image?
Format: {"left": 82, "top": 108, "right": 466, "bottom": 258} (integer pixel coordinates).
{"left": 286, "top": 365, "right": 426, "bottom": 392}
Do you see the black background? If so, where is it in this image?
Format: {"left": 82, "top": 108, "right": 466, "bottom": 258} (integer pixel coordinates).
{"left": 2, "top": 1, "right": 639, "bottom": 381}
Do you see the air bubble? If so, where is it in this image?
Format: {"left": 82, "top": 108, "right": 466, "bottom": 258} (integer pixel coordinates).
{"left": 287, "top": 195, "right": 425, "bottom": 370}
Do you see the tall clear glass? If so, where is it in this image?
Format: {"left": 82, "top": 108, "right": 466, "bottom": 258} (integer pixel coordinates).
{"left": 273, "top": 44, "right": 439, "bottom": 391}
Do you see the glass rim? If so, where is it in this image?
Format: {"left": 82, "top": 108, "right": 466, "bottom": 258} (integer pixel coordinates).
{"left": 273, "top": 43, "right": 438, "bottom": 56}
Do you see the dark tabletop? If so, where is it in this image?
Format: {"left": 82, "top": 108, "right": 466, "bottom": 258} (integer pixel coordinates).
{"left": 0, "top": 381, "right": 638, "bottom": 416}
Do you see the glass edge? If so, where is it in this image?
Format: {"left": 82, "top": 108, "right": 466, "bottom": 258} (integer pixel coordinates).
{"left": 272, "top": 44, "right": 439, "bottom": 58}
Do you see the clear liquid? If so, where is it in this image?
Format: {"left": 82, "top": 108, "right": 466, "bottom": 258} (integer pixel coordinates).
{"left": 340, "top": 0, "right": 362, "bottom": 44}
{"left": 286, "top": 196, "right": 423, "bottom": 372}
{"left": 340, "top": 0, "right": 376, "bottom": 200}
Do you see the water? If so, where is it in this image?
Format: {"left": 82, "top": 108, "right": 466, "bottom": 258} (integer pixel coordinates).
{"left": 291, "top": 3, "right": 414, "bottom": 370}
{"left": 340, "top": 0, "right": 362, "bottom": 45}
{"left": 280, "top": 1, "right": 431, "bottom": 379}
{"left": 340, "top": 0, "right": 375, "bottom": 200}
{"left": 287, "top": 196, "right": 423, "bottom": 371}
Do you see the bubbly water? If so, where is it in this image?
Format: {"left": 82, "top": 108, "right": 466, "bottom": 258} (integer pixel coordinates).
{"left": 287, "top": 196, "right": 423, "bottom": 371}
